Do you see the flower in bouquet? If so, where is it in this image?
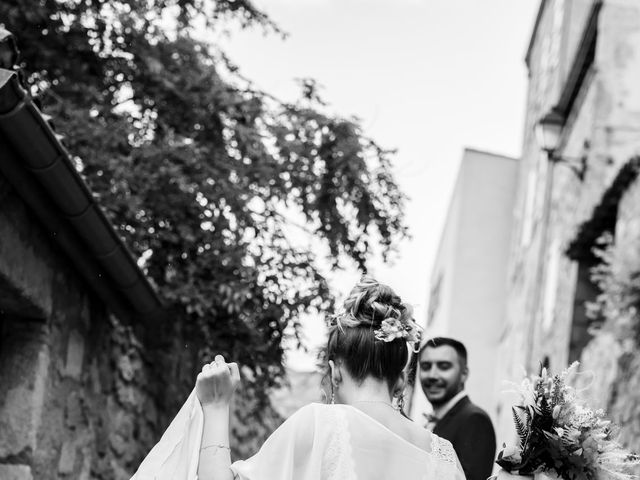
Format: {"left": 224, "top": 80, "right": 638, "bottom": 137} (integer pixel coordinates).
{"left": 497, "top": 362, "right": 640, "bottom": 480}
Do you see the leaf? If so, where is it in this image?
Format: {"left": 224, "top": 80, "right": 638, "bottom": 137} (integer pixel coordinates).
{"left": 513, "top": 406, "right": 531, "bottom": 449}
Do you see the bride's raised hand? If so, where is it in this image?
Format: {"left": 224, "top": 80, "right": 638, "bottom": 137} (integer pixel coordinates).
{"left": 196, "top": 354, "right": 240, "bottom": 407}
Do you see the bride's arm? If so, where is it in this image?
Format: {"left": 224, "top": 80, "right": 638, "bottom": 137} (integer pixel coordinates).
{"left": 198, "top": 404, "right": 234, "bottom": 480}
{"left": 196, "top": 355, "right": 240, "bottom": 480}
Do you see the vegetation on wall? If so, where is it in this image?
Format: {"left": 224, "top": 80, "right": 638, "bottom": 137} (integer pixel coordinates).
{"left": 585, "top": 208, "right": 640, "bottom": 454}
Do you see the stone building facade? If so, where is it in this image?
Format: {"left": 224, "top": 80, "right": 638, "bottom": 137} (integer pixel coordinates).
{"left": 497, "top": 0, "right": 640, "bottom": 453}
{"left": 0, "top": 30, "right": 175, "bottom": 480}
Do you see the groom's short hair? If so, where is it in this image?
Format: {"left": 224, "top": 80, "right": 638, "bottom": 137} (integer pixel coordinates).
{"left": 420, "top": 337, "right": 468, "bottom": 368}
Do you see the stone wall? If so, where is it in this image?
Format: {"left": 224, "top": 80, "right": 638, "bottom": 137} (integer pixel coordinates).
{"left": 0, "top": 174, "right": 169, "bottom": 480}
{"left": 498, "top": 0, "right": 640, "bottom": 448}
{"left": 576, "top": 175, "right": 640, "bottom": 455}
{"left": 1, "top": 170, "right": 286, "bottom": 478}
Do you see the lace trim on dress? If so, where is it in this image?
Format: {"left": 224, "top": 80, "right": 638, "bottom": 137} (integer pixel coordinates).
{"left": 321, "top": 406, "right": 357, "bottom": 480}
{"left": 431, "top": 434, "right": 457, "bottom": 464}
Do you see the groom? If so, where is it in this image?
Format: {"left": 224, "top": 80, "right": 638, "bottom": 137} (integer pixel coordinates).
{"left": 418, "top": 337, "right": 496, "bottom": 480}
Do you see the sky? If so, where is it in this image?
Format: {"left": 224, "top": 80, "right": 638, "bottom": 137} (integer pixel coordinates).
{"left": 218, "top": 0, "right": 541, "bottom": 369}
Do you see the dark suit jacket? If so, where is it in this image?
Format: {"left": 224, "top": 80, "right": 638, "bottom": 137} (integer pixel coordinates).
{"left": 433, "top": 396, "right": 496, "bottom": 480}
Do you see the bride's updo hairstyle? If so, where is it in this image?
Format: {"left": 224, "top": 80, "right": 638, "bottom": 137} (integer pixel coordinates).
{"left": 326, "top": 276, "right": 415, "bottom": 388}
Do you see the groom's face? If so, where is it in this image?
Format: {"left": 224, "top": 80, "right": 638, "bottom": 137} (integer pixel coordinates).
{"left": 418, "top": 345, "right": 468, "bottom": 407}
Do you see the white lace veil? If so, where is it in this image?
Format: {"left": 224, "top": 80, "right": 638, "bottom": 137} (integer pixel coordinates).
{"left": 130, "top": 393, "right": 466, "bottom": 480}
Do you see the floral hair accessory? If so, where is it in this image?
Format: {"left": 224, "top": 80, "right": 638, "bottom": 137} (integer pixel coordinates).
{"left": 374, "top": 316, "right": 422, "bottom": 352}
{"left": 328, "top": 310, "right": 423, "bottom": 352}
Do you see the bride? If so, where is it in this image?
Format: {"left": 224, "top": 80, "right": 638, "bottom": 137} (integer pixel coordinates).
{"left": 131, "top": 277, "right": 466, "bottom": 480}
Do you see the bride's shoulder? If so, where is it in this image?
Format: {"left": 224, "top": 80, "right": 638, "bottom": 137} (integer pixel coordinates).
{"left": 429, "top": 433, "right": 458, "bottom": 464}
{"left": 396, "top": 415, "right": 433, "bottom": 451}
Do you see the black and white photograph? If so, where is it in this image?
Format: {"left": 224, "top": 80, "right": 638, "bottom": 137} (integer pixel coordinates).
{"left": 1, "top": 1, "right": 640, "bottom": 479}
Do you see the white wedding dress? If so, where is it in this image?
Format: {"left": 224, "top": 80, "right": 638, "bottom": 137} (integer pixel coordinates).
{"left": 130, "top": 390, "right": 466, "bottom": 480}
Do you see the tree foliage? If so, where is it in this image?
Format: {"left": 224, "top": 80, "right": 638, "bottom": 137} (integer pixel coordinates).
{"left": 1, "top": 0, "right": 407, "bottom": 442}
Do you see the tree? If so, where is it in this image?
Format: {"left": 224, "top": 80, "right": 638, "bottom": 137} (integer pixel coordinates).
{"left": 1, "top": 0, "right": 407, "bottom": 455}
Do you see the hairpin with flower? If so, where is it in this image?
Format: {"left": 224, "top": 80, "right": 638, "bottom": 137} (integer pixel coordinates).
{"left": 374, "top": 316, "right": 422, "bottom": 352}
{"left": 328, "top": 310, "right": 423, "bottom": 352}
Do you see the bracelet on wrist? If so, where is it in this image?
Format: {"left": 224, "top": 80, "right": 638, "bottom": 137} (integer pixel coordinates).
{"left": 200, "top": 443, "right": 231, "bottom": 452}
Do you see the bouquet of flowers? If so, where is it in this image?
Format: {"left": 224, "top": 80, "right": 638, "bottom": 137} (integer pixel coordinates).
{"left": 497, "top": 362, "right": 640, "bottom": 480}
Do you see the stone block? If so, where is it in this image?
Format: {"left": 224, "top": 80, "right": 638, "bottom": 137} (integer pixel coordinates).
{"left": 57, "top": 440, "right": 77, "bottom": 475}
{"left": 115, "top": 381, "right": 143, "bottom": 407}
{"left": 117, "top": 354, "right": 136, "bottom": 382}
{"left": 78, "top": 447, "right": 92, "bottom": 480}
{"left": 0, "top": 335, "right": 49, "bottom": 459}
{"left": 63, "top": 330, "right": 85, "bottom": 380}
{"left": 109, "top": 408, "right": 134, "bottom": 441}
{"left": 108, "top": 432, "right": 128, "bottom": 457}
{"left": 0, "top": 464, "right": 33, "bottom": 480}
{"left": 65, "top": 391, "right": 85, "bottom": 430}
{"left": 110, "top": 458, "right": 134, "bottom": 480}
{"left": 138, "top": 422, "right": 156, "bottom": 447}
{"left": 143, "top": 399, "right": 158, "bottom": 425}
{"left": 0, "top": 386, "right": 36, "bottom": 457}
{"left": 89, "top": 361, "right": 102, "bottom": 394}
